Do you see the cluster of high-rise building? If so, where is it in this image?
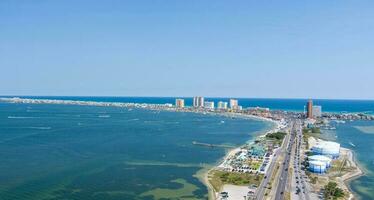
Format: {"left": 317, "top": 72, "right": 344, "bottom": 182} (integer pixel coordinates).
{"left": 306, "top": 99, "right": 322, "bottom": 119}
{"left": 175, "top": 96, "right": 241, "bottom": 110}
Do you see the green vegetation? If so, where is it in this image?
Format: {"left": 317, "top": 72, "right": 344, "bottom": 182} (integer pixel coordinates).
{"left": 303, "top": 127, "right": 321, "bottom": 134}
{"left": 208, "top": 170, "right": 263, "bottom": 191}
{"left": 266, "top": 132, "right": 286, "bottom": 140}
{"left": 310, "top": 176, "right": 318, "bottom": 184}
{"left": 303, "top": 127, "right": 322, "bottom": 141}
{"left": 324, "top": 181, "right": 345, "bottom": 200}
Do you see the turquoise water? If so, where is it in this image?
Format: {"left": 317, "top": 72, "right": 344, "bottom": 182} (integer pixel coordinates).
{"left": 328, "top": 121, "right": 374, "bottom": 200}
{"left": 0, "top": 102, "right": 272, "bottom": 200}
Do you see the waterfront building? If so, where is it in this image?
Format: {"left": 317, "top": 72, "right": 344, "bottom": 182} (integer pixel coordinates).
{"left": 193, "top": 96, "right": 204, "bottom": 107}
{"left": 229, "top": 99, "right": 239, "bottom": 110}
{"left": 308, "top": 155, "right": 332, "bottom": 168}
{"left": 175, "top": 99, "right": 185, "bottom": 108}
{"left": 217, "top": 101, "right": 228, "bottom": 110}
{"left": 204, "top": 101, "right": 214, "bottom": 109}
{"left": 308, "top": 160, "right": 327, "bottom": 174}
{"left": 306, "top": 99, "right": 313, "bottom": 118}
{"left": 311, "top": 141, "right": 340, "bottom": 159}
{"left": 312, "top": 105, "right": 322, "bottom": 118}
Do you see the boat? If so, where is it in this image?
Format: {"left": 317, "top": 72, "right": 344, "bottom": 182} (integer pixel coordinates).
{"left": 349, "top": 142, "right": 356, "bottom": 147}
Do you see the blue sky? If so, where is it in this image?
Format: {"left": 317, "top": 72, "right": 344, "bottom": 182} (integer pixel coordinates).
{"left": 1, "top": 1, "right": 374, "bottom": 99}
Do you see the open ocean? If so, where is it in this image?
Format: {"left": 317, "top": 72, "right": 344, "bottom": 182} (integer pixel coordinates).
{"left": 1, "top": 96, "right": 374, "bottom": 199}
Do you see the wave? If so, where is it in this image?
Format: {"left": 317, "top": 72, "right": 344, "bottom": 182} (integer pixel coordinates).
{"left": 8, "top": 116, "right": 39, "bottom": 119}
{"left": 98, "top": 115, "right": 111, "bottom": 118}
{"left": 125, "top": 118, "right": 140, "bottom": 122}
{"left": 27, "top": 127, "right": 52, "bottom": 130}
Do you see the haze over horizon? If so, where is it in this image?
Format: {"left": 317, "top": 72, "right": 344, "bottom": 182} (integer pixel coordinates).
{"left": 1, "top": 1, "right": 374, "bottom": 99}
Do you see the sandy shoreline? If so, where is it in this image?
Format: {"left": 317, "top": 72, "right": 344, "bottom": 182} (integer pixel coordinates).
{"left": 340, "top": 148, "right": 365, "bottom": 200}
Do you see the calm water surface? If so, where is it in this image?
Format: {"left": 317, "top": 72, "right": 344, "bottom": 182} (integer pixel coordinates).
{"left": 0, "top": 102, "right": 271, "bottom": 200}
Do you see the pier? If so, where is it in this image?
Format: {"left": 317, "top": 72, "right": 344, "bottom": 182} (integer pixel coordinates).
{"left": 192, "top": 141, "right": 235, "bottom": 149}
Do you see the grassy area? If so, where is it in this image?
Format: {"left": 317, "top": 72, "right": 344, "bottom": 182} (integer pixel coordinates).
{"left": 208, "top": 170, "right": 263, "bottom": 192}
{"left": 266, "top": 132, "right": 286, "bottom": 140}
{"left": 245, "top": 160, "right": 262, "bottom": 170}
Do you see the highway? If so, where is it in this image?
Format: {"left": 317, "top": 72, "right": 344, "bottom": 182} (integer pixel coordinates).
{"left": 253, "top": 120, "right": 292, "bottom": 200}
{"left": 290, "top": 120, "right": 310, "bottom": 200}
{"left": 256, "top": 119, "right": 318, "bottom": 200}
{"left": 274, "top": 120, "right": 297, "bottom": 200}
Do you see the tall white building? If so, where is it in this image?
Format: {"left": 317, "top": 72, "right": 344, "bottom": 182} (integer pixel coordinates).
{"left": 217, "top": 101, "right": 228, "bottom": 110}
{"left": 193, "top": 96, "right": 204, "bottom": 107}
{"left": 204, "top": 101, "right": 215, "bottom": 109}
{"left": 312, "top": 106, "right": 322, "bottom": 118}
{"left": 175, "top": 99, "right": 185, "bottom": 108}
{"left": 229, "top": 99, "right": 239, "bottom": 110}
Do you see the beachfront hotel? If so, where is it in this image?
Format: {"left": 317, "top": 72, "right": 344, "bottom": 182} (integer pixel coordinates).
{"left": 175, "top": 99, "right": 185, "bottom": 108}
{"left": 229, "top": 99, "right": 239, "bottom": 110}
{"left": 204, "top": 101, "right": 215, "bottom": 109}
{"left": 217, "top": 101, "right": 228, "bottom": 110}
{"left": 193, "top": 96, "right": 204, "bottom": 107}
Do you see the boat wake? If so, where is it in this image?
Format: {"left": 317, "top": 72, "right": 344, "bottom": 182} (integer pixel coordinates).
{"left": 8, "top": 116, "right": 39, "bottom": 119}
{"left": 349, "top": 142, "right": 356, "bottom": 147}
{"left": 27, "top": 127, "right": 52, "bottom": 130}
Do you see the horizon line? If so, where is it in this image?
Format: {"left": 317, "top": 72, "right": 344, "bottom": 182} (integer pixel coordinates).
{"left": 1, "top": 94, "right": 374, "bottom": 101}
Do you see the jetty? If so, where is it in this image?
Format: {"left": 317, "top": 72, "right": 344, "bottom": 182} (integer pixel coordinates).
{"left": 192, "top": 141, "right": 235, "bottom": 149}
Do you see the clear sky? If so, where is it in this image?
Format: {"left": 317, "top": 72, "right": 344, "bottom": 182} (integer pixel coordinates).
{"left": 1, "top": 1, "right": 373, "bottom": 99}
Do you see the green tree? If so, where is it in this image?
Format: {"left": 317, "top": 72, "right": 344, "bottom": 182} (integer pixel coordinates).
{"left": 324, "top": 181, "right": 344, "bottom": 199}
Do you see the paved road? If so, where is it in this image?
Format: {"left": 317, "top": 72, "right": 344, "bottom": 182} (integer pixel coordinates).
{"left": 254, "top": 121, "right": 291, "bottom": 200}
{"left": 274, "top": 120, "right": 297, "bottom": 200}
{"left": 290, "top": 120, "right": 309, "bottom": 200}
